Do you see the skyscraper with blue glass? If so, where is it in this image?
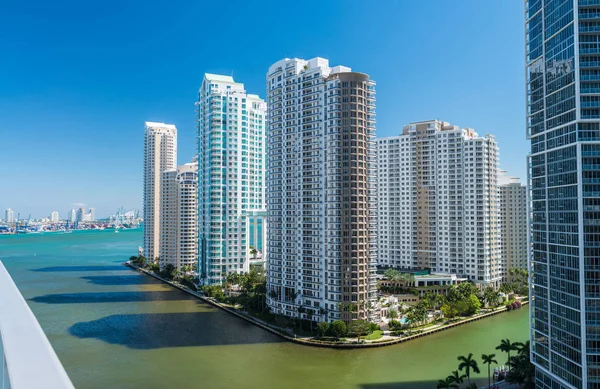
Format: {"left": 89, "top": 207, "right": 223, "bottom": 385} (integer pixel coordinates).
{"left": 526, "top": 1, "right": 600, "bottom": 387}
{"left": 197, "top": 74, "right": 267, "bottom": 285}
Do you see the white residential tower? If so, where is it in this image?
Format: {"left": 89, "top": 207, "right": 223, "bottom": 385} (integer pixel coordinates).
{"left": 266, "top": 57, "right": 377, "bottom": 323}
{"left": 197, "top": 74, "right": 267, "bottom": 285}
{"left": 376, "top": 120, "right": 501, "bottom": 286}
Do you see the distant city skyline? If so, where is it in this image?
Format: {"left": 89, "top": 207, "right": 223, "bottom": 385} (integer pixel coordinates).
{"left": 0, "top": 1, "right": 525, "bottom": 217}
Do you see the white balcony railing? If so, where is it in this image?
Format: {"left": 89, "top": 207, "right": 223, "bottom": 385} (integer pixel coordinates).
{"left": 0, "top": 261, "right": 74, "bottom": 389}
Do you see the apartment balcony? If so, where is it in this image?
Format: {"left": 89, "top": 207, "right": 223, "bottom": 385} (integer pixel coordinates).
{"left": 0, "top": 261, "right": 74, "bottom": 389}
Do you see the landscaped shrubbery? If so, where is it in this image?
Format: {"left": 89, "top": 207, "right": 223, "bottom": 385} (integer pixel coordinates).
{"left": 505, "top": 300, "right": 522, "bottom": 311}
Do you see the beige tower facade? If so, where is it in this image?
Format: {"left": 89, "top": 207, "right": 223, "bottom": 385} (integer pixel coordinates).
{"left": 160, "top": 161, "right": 198, "bottom": 270}
{"left": 143, "top": 122, "right": 177, "bottom": 262}
{"left": 497, "top": 170, "right": 527, "bottom": 279}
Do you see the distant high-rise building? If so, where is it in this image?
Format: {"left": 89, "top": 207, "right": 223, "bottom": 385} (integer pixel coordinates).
{"left": 265, "top": 57, "right": 377, "bottom": 323}
{"left": 143, "top": 122, "right": 177, "bottom": 262}
{"left": 4, "top": 209, "right": 14, "bottom": 223}
{"left": 497, "top": 170, "right": 527, "bottom": 280}
{"left": 75, "top": 208, "right": 85, "bottom": 223}
{"left": 68, "top": 209, "right": 76, "bottom": 223}
{"left": 88, "top": 208, "right": 95, "bottom": 221}
{"left": 526, "top": 1, "right": 597, "bottom": 387}
{"left": 160, "top": 161, "right": 198, "bottom": 270}
{"left": 50, "top": 211, "right": 59, "bottom": 223}
{"left": 197, "top": 74, "right": 267, "bottom": 285}
{"left": 376, "top": 120, "right": 501, "bottom": 287}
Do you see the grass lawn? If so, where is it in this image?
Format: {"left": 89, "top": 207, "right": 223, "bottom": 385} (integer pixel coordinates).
{"left": 363, "top": 330, "right": 383, "bottom": 340}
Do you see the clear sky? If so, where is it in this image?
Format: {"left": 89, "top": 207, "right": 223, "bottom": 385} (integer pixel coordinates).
{"left": 0, "top": 0, "right": 526, "bottom": 218}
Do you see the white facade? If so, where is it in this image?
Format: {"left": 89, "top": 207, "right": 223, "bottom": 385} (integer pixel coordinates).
{"left": 376, "top": 120, "right": 501, "bottom": 286}
{"left": 197, "top": 74, "right": 267, "bottom": 284}
{"left": 160, "top": 161, "right": 198, "bottom": 270}
{"left": 68, "top": 209, "right": 76, "bottom": 223}
{"left": 74, "top": 208, "right": 94, "bottom": 222}
{"left": 5, "top": 209, "right": 13, "bottom": 223}
{"left": 50, "top": 211, "right": 59, "bottom": 223}
{"left": 144, "top": 122, "right": 177, "bottom": 262}
{"left": 266, "top": 57, "right": 377, "bottom": 323}
{"left": 497, "top": 170, "right": 527, "bottom": 279}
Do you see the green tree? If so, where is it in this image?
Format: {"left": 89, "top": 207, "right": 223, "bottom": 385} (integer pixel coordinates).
{"left": 449, "top": 282, "right": 478, "bottom": 301}
{"left": 517, "top": 340, "right": 530, "bottom": 356}
{"left": 496, "top": 338, "right": 520, "bottom": 373}
{"left": 481, "top": 353, "right": 498, "bottom": 389}
{"left": 387, "top": 308, "right": 398, "bottom": 322}
{"left": 447, "top": 370, "right": 466, "bottom": 387}
{"left": 249, "top": 246, "right": 258, "bottom": 262}
{"left": 347, "top": 320, "right": 371, "bottom": 341}
{"left": 329, "top": 320, "right": 346, "bottom": 338}
{"left": 465, "top": 294, "right": 481, "bottom": 315}
{"left": 436, "top": 377, "right": 458, "bottom": 389}
{"left": 384, "top": 268, "right": 402, "bottom": 281}
{"left": 296, "top": 305, "right": 306, "bottom": 331}
{"left": 319, "top": 307, "right": 328, "bottom": 322}
{"left": 457, "top": 353, "right": 480, "bottom": 385}
{"left": 316, "top": 321, "right": 330, "bottom": 336}
{"left": 441, "top": 303, "right": 459, "bottom": 321}
{"left": 483, "top": 286, "right": 501, "bottom": 308}
{"left": 506, "top": 349, "right": 534, "bottom": 389}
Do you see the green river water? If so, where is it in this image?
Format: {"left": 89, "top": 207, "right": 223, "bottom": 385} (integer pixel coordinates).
{"left": 0, "top": 230, "right": 528, "bottom": 389}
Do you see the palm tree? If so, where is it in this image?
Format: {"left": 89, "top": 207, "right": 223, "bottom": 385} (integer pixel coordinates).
{"left": 319, "top": 307, "right": 328, "bottom": 322}
{"left": 481, "top": 353, "right": 498, "bottom": 389}
{"left": 496, "top": 338, "right": 519, "bottom": 372}
{"left": 516, "top": 340, "right": 530, "bottom": 356}
{"left": 388, "top": 308, "right": 398, "bottom": 322}
{"left": 457, "top": 353, "right": 480, "bottom": 384}
{"left": 447, "top": 370, "right": 466, "bottom": 387}
{"left": 296, "top": 305, "right": 306, "bottom": 331}
{"left": 437, "top": 377, "right": 458, "bottom": 389}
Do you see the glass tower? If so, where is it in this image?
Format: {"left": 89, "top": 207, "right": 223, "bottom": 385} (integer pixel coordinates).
{"left": 526, "top": 1, "right": 600, "bottom": 388}
{"left": 197, "top": 74, "right": 267, "bottom": 285}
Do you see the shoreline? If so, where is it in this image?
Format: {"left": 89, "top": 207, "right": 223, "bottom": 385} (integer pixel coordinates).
{"left": 125, "top": 262, "right": 528, "bottom": 349}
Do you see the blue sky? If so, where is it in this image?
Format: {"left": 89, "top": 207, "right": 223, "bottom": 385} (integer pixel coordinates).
{"left": 0, "top": 0, "right": 526, "bottom": 218}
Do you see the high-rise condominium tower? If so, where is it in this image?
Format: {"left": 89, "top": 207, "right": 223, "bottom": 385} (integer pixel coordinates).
{"left": 526, "top": 1, "right": 600, "bottom": 387}
{"left": 50, "top": 211, "right": 59, "bottom": 223}
{"left": 497, "top": 170, "right": 527, "bottom": 280}
{"left": 4, "top": 209, "right": 13, "bottom": 223}
{"left": 143, "top": 122, "right": 177, "bottom": 262}
{"left": 160, "top": 161, "right": 198, "bottom": 270}
{"left": 197, "top": 74, "right": 267, "bottom": 285}
{"left": 376, "top": 120, "right": 501, "bottom": 286}
{"left": 266, "top": 57, "right": 377, "bottom": 323}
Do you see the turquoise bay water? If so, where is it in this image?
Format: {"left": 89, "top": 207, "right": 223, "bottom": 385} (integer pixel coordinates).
{"left": 0, "top": 230, "right": 528, "bottom": 389}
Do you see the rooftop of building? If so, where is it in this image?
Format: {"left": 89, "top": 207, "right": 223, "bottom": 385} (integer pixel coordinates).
{"left": 145, "top": 122, "right": 177, "bottom": 130}
{"left": 204, "top": 73, "right": 235, "bottom": 83}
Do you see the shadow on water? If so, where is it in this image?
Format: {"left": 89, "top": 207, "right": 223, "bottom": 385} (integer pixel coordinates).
{"left": 81, "top": 275, "right": 156, "bottom": 285}
{"left": 68, "top": 312, "right": 284, "bottom": 348}
{"left": 31, "top": 265, "right": 126, "bottom": 272}
{"left": 30, "top": 291, "right": 193, "bottom": 304}
{"left": 359, "top": 380, "right": 456, "bottom": 389}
